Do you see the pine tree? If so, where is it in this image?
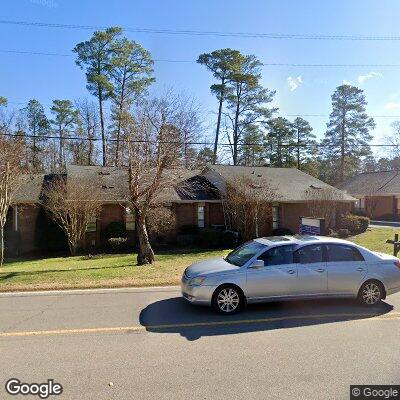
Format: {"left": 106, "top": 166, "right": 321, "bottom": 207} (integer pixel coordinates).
{"left": 322, "top": 84, "right": 375, "bottom": 182}
{"left": 266, "top": 117, "right": 296, "bottom": 167}
{"left": 292, "top": 117, "right": 317, "bottom": 169}
{"left": 22, "top": 99, "right": 49, "bottom": 171}
{"left": 197, "top": 49, "right": 243, "bottom": 162}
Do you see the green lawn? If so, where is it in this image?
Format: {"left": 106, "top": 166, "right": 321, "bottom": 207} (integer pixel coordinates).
{"left": 0, "top": 249, "right": 229, "bottom": 292}
{"left": 349, "top": 227, "right": 397, "bottom": 254}
{"left": 0, "top": 227, "right": 398, "bottom": 292}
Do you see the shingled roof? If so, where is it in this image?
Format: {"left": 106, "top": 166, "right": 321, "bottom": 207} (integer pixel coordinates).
{"left": 12, "top": 165, "right": 219, "bottom": 204}
{"left": 337, "top": 170, "right": 400, "bottom": 196}
{"left": 203, "top": 165, "right": 355, "bottom": 202}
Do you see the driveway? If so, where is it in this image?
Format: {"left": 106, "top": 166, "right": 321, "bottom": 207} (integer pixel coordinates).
{"left": 0, "top": 286, "right": 399, "bottom": 399}
{"left": 370, "top": 220, "right": 400, "bottom": 228}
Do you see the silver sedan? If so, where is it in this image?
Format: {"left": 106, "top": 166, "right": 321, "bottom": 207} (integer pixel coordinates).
{"left": 181, "top": 235, "right": 400, "bottom": 314}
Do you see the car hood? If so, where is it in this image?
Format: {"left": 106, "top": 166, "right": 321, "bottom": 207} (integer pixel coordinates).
{"left": 185, "top": 257, "right": 239, "bottom": 278}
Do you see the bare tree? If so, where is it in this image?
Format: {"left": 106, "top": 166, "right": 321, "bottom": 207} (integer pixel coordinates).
{"left": 223, "top": 175, "right": 277, "bottom": 241}
{"left": 305, "top": 186, "right": 347, "bottom": 228}
{"left": 43, "top": 177, "right": 102, "bottom": 255}
{"left": 0, "top": 137, "right": 24, "bottom": 265}
{"left": 126, "top": 92, "right": 200, "bottom": 264}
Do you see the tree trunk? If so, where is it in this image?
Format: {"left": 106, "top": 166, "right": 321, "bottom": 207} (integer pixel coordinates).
{"left": 0, "top": 225, "right": 4, "bottom": 267}
{"left": 98, "top": 86, "right": 107, "bottom": 167}
{"left": 297, "top": 128, "right": 300, "bottom": 169}
{"left": 136, "top": 213, "right": 155, "bottom": 265}
{"left": 233, "top": 101, "right": 240, "bottom": 166}
{"left": 213, "top": 80, "right": 225, "bottom": 164}
{"left": 68, "top": 239, "right": 77, "bottom": 256}
{"left": 340, "top": 110, "right": 346, "bottom": 182}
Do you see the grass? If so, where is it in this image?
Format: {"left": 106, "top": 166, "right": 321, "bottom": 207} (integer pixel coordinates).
{"left": 0, "top": 248, "right": 229, "bottom": 292}
{"left": 0, "top": 227, "right": 398, "bottom": 292}
{"left": 349, "top": 227, "right": 398, "bottom": 254}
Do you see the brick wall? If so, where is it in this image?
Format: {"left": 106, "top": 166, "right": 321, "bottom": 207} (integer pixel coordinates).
{"left": 280, "top": 202, "right": 353, "bottom": 234}
{"left": 16, "top": 204, "right": 40, "bottom": 254}
{"left": 365, "top": 196, "right": 395, "bottom": 219}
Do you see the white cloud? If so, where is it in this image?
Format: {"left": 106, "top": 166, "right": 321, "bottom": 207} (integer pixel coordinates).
{"left": 287, "top": 76, "right": 303, "bottom": 91}
{"left": 384, "top": 101, "right": 400, "bottom": 110}
{"left": 342, "top": 80, "right": 352, "bottom": 85}
{"left": 357, "top": 71, "right": 383, "bottom": 84}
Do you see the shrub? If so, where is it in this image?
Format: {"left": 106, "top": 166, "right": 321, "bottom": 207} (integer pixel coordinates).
{"left": 198, "top": 229, "right": 223, "bottom": 248}
{"left": 107, "top": 237, "right": 128, "bottom": 252}
{"left": 221, "top": 230, "right": 239, "bottom": 248}
{"left": 104, "top": 221, "right": 126, "bottom": 240}
{"left": 272, "top": 227, "right": 294, "bottom": 236}
{"left": 337, "top": 228, "right": 350, "bottom": 238}
{"left": 179, "top": 224, "right": 199, "bottom": 235}
{"left": 176, "top": 234, "right": 197, "bottom": 246}
{"left": 339, "top": 214, "right": 369, "bottom": 235}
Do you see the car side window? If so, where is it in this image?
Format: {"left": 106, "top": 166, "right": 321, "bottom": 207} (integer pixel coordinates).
{"left": 294, "top": 245, "right": 323, "bottom": 264}
{"left": 326, "top": 244, "right": 364, "bottom": 262}
{"left": 258, "top": 245, "right": 294, "bottom": 266}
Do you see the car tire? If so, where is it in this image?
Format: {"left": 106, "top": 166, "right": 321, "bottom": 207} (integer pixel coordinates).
{"left": 212, "top": 285, "right": 243, "bottom": 314}
{"left": 358, "top": 280, "right": 384, "bottom": 306}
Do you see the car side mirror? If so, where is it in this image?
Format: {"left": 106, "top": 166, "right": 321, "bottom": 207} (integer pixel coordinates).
{"left": 249, "top": 259, "right": 264, "bottom": 269}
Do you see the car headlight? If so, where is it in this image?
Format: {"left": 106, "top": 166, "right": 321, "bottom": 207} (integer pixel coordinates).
{"left": 189, "top": 276, "right": 206, "bottom": 286}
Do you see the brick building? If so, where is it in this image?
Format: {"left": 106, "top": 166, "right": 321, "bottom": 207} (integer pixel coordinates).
{"left": 338, "top": 170, "right": 400, "bottom": 220}
{"left": 5, "top": 164, "right": 355, "bottom": 256}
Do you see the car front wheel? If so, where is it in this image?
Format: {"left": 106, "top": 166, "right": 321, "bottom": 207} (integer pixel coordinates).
{"left": 213, "top": 286, "right": 242, "bottom": 314}
{"left": 358, "top": 281, "right": 383, "bottom": 306}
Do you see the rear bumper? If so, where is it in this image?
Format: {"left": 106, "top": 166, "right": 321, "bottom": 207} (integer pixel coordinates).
{"left": 181, "top": 278, "right": 214, "bottom": 306}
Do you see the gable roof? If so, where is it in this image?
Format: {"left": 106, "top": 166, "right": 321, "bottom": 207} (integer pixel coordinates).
{"left": 12, "top": 165, "right": 217, "bottom": 204}
{"left": 337, "top": 170, "right": 400, "bottom": 196}
{"left": 204, "top": 165, "right": 355, "bottom": 202}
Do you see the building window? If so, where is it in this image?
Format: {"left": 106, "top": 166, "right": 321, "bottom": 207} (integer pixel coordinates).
{"left": 86, "top": 217, "right": 97, "bottom": 233}
{"left": 197, "top": 205, "right": 205, "bottom": 228}
{"left": 272, "top": 205, "right": 279, "bottom": 230}
{"left": 126, "top": 207, "right": 135, "bottom": 231}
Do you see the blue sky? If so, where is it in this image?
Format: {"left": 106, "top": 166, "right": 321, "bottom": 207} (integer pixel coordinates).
{"left": 1, "top": 0, "right": 400, "bottom": 156}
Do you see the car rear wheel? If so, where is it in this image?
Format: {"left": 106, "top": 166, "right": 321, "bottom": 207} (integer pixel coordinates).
{"left": 358, "top": 281, "right": 383, "bottom": 306}
{"left": 213, "top": 286, "right": 242, "bottom": 314}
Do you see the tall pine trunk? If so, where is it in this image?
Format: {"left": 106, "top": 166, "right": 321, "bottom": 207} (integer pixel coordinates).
{"left": 213, "top": 80, "right": 225, "bottom": 164}
{"left": 136, "top": 213, "right": 154, "bottom": 265}
{"left": 98, "top": 85, "right": 107, "bottom": 167}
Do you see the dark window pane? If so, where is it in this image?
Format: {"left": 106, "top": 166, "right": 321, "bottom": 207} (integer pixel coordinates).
{"left": 326, "top": 245, "right": 364, "bottom": 262}
{"left": 225, "top": 241, "right": 265, "bottom": 267}
{"left": 259, "top": 245, "right": 294, "bottom": 266}
{"left": 295, "top": 245, "right": 323, "bottom": 264}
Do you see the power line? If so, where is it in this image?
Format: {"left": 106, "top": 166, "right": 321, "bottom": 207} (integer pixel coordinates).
{"left": 3, "top": 49, "right": 400, "bottom": 69}
{"left": 0, "top": 132, "right": 398, "bottom": 148}
{"left": 1, "top": 19, "right": 400, "bottom": 41}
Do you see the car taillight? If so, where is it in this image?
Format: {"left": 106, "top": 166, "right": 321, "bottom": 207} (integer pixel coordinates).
{"left": 394, "top": 260, "right": 400, "bottom": 269}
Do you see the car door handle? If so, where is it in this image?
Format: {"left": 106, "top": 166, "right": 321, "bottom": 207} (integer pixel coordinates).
{"left": 316, "top": 268, "right": 325, "bottom": 273}
{"left": 357, "top": 267, "right": 364, "bottom": 272}
{"left": 287, "top": 269, "right": 296, "bottom": 275}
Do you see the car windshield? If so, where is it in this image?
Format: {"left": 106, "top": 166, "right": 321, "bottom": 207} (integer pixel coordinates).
{"left": 225, "top": 241, "right": 266, "bottom": 267}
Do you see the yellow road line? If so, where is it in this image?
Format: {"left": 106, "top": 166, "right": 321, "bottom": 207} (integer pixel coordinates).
{"left": 1, "top": 312, "right": 400, "bottom": 338}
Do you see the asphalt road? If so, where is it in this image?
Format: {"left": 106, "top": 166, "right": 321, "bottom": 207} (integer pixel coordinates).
{"left": 0, "top": 286, "right": 400, "bottom": 400}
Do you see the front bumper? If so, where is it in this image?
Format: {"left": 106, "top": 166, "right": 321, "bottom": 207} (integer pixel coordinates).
{"left": 181, "top": 276, "right": 214, "bottom": 306}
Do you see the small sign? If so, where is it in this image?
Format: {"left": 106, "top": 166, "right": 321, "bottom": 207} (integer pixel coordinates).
{"left": 299, "top": 217, "right": 325, "bottom": 235}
